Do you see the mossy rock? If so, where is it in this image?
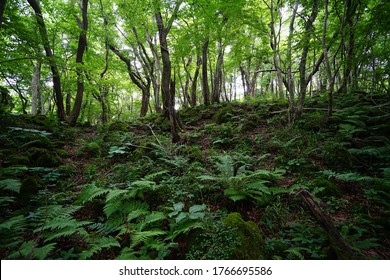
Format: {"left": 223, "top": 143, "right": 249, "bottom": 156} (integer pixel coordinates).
{"left": 107, "top": 121, "right": 128, "bottom": 132}
{"left": 31, "top": 114, "right": 56, "bottom": 128}
{"left": 28, "top": 147, "right": 61, "bottom": 167}
{"left": 185, "top": 222, "right": 241, "bottom": 260}
{"left": 223, "top": 212, "right": 264, "bottom": 259}
{"left": 180, "top": 145, "right": 204, "bottom": 162}
{"left": 18, "top": 175, "right": 43, "bottom": 204}
{"left": 81, "top": 140, "right": 102, "bottom": 157}
{"left": 18, "top": 135, "right": 53, "bottom": 149}
{"left": 311, "top": 176, "right": 341, "bottom": 198}
{"left": 179, "top": 107, "right": 203, "bottom": 124}
{"left": 213, "top": 105, "right": 235, "bottom": 124}
{"left": 1, "top": 149, "right": 30, "bottom": 166}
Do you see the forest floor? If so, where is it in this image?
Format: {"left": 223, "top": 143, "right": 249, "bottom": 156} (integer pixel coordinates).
{"left": 0, "top": 94, "right": 389, "bottom": 260}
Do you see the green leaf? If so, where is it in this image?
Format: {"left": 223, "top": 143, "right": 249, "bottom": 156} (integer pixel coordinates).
{"left": 131, "top": 229, "right": 166, "bottom": 248}
{"left": 188, "top": 212, "right": 205, "bottom": 220}
{"left": 0, "top": 179, "right": 22, "bottom": 193}
{"left": 175, "top": 212, "right": 188, "bottom": 223}
{"left": 224, "top": 188, "right": 247, "bottom": 202}
{"left": 188, "top": 204, "right": 207, "bottom": 213}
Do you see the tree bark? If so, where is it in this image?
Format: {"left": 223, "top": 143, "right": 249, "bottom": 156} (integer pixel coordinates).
{"left": 27, "top": 0, "right": 66, "bottom": 121}
{"left": 0, "top": 0, "right": 6, "bottom": 27}
{"left": 109, "top": 44, "right": 151, "bottom": 117}
{"left": 190, "top": 54, "right": 201, "bottom": 107}
{"left": 298, "top": 190, "right": 357, "bottom": 259}
{"left": 69, "top": 0, "right": 89, "bottom": 126}
{"left": 31, "top": 60, "right": 41, "bottom": 115}
{"left": 155, "top": 0, "right": 182, "bottom": 143}
{"left": 212, "top": 38, "right": 224, "bottom": 103}
{"left": 297, "top": 0, "right": 319, "bottom": 117}
{"left": 322, "top": 0, "right": 335, "bottom": 119}
{"left": 201, "top": 38, "right": 211, "bottom": 105}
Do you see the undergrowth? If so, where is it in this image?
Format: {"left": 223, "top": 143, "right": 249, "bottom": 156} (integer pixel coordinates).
{"left": 0, "top": 94, "right": 389, "bottom": 259}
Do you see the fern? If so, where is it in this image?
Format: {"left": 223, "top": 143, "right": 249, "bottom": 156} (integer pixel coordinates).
{"left": 131, "top": 229, "right": 166, "bottom": 248}
{"left": 75, "top": 183, "right": 110, "bottom": 205}
{"left": 0, "top": 179, "right": 22, "bottom": 194}
{"left": 79, "top": 236, "right": 120, "bottom": 260}
{"left": 139, "top": 211, "right": 166, "bottom": 231}
{"left": 7, "top": 240, "right": 57, "bottom": 260}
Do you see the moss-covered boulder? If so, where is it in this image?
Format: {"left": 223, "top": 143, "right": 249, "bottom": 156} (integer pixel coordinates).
{"left": 107, "top": 120, "right": 128, "bottom": 132}
{"left": 223, "top": 212, "right": 264, "bottom": 259}
{"left": 28, "top": 147, "right": 61, "bottom": 167}
{"left": 311, "top": 176, "right": 341, "bottom": 198}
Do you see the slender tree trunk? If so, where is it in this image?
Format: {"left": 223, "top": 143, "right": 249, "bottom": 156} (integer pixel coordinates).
{"left": 146, "top": 32, "right": 162, "bottom": 113}
{"left": 27, "top": 0, "right": 66, "bottom": 121}
{"left": 322, "top": 0, "right": 335, "bottom": 119}
{"left": 109, "top": 44, "right": 150, "bottom": 117}
{"left": 0, "top": 0, "right": 6, "bottom": 27}
{"left": 297, "top": 0, "right": 319, "bottom": 117}
{"left": 69, "top": 0, "right": 88, "bottom": 126}
{"left": 212, "top": 38, "right": 224, "bottom": 103}
{"left": 31, "top": 61, "right": 41, "bottom": 115}
{"left": 201, "top": 38, "right": 210, "bottom": 105}
{"left": 269, "top": 0, "right": 285, "bottom": 99}
{"left": 155, "top": 0, "right": 182, "bottom": 142}
{"left": 190, "top": 55, "right": 201, "bottom": 107}
{"left": 286, "top": 0, "right": 298, "bottom": 122}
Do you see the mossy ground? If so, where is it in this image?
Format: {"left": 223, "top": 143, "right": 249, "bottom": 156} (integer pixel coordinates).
{"left": 0, "top": 94, "right": 389, "bottom": 260}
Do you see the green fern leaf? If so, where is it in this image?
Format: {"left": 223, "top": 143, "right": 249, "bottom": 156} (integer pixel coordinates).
{"left": 131, "top": 229, "right": 166, "bottom": 248}
{"left": 75, "top": 183, "right": 109, "bottom": 205}
{"left": 0, "top": 179, "right": 22, "bottom": 193}
{"left": 139, "top": 212, "right": 166, "bottom": 230}
{"left": 106, "top": 189, "right": 129, "bottom": 202}
{"left": 79, "top": 236, "right": 120, "bottom": 260}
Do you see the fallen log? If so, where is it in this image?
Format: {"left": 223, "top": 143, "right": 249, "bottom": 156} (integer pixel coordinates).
{"left": 297, "top": 189, "right": 358, "bottom": 259}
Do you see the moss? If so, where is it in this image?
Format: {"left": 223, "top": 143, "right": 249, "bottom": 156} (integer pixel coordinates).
{"left": 180, "top": 145, "right": 204, "bottom": 162}
{"left": 185, "top": 222, "right": 241, "bottom": 260}
{"left": 311, "top": 176, "right": 341, "bottom": 198}
{"left": 81, "top": 140, "right": 102, "bottom": 157}
{"left": 18, "top": 175, "right": 43, "bottom": 204}
{"left": 28, "top": 147, "right": 61, "bottom": 167}
{"left": 223, "top": 212, "right": 264, "bottom": 259}
{"left": 2, "top": 149, "right": 30, "bottom": 166}
{"left": 213, "top": 105, "right": 235, "bottom": 124}
{"left": 107, "top": 121, "right": 128, "bottom": 132}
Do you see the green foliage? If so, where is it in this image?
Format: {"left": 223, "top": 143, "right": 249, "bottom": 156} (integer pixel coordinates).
{"left": 223, "top": 213, "right": 264, "bottom": 259}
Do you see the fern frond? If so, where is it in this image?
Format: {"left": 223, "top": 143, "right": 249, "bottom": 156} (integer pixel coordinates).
{"left": 144, "top": 170, "right": 169, "bottom": 181}
{"left": 79, "top": 236, "right": 120, "bottom": 260}
{"left": 75, "top": 183, "right": 109, "bottom": 205}
{"left": 105, "top": 189, "right": 129, "bottom": 202}
{"left": 139, "top": 212, "right": 166, "bottom": 231}
{"left": 127, "top": 209, "right": 149, "bottom": 222}
{"left": 131, "top": 229, "right": 166, "bottom": 248}
{"left": 215, "top": 154, "right": 235, "bottom": 177}
{"left": 0, "top": 179, "right": 22, "bottom": 193}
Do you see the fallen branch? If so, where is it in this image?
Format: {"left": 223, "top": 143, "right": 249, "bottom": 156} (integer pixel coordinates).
{"left": 297, "top": 189, "right": 358, "bottom": 259}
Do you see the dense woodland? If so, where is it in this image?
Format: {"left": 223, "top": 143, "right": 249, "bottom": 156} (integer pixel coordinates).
{"left": 0, "top": 0, "right": 389, "bottom": 260}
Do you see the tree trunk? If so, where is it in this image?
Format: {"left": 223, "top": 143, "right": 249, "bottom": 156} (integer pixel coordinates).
{"left": 212, "top": 39, "right": 224, "bottom": 103}
{"left": 109, "top": 44, "right": 150, "bottom": 117}
{"left": 0, "top": 0, "right": 6, "bottom": 27}
{"left": 322, "top": 0, "right": 335, "bottom": 119}
{"left": 27, "top": 0, "right": 66, "bottom": 121}
{"left": 155, "top": 1, "right": 182, "bottom": 142}
{"left": 190, "top": 55, "right": 201, "bottom": 107}
{"left": 69, "top": 0, "right": 88, "bottom": 126}
{"left": 201, "top": 38, "right": 210, "bottom": 105}
{"left": 298, "top": 190, "right": 357, "bottom": 259}
{"left": 31, "top": 61, "right": 41, "bottom": 115}
{"left": 297, "top": 0, "right": 319, "bottom": 117}
{"left": 269, "top": 0, "right": 285, "bottom": 100}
